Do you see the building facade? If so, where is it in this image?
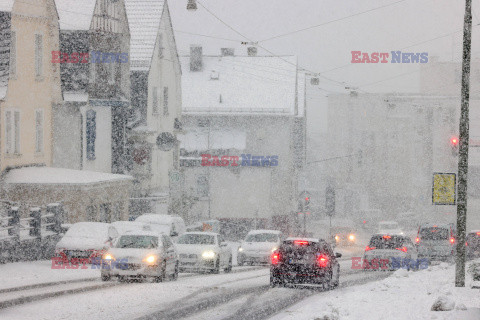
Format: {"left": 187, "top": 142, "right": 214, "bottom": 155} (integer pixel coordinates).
{"left": 178, "top": 50, "right": 306, "bottom": 230}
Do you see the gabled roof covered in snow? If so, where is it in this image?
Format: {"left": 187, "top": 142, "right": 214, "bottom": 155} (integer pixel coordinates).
{"left": 0, "top": 0, "right": 13, "bottom": 12}
{"left": 55, "top": 0, "right": 96, "bottom": 30}
{"left": 0, "top": 11, "right": 11, "bottom": 100}
{"left": 180, "top": 55, "right": 299, "bottom": 115}
{"left": 124, "top": 0, "right": 165, "bottom": 71}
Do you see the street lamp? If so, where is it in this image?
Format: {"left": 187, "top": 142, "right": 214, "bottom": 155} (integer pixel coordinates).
{"left": 187, "top": 0, "right": 197, "bottom": 11}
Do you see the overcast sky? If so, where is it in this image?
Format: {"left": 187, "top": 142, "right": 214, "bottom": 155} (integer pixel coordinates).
{"left": 169, "top": 0, "right": 476, "bottom": 138}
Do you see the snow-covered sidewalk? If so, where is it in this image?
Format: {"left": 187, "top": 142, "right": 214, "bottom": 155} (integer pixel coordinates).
{"left": 0, "top": 260, "right": 99, "bottom": 291}
{"left": 271, "top": 261, "right": 480, "bottom": 320}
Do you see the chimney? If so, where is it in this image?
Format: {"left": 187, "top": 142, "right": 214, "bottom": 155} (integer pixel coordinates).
{"left": 247, "top": 47, "right": 257, "bottom": 57}
{"left": 221, "top": 48, "right": 234, "bottom": 56}
{"left": 190, "top": 45, "right": 203, "bottom": 72}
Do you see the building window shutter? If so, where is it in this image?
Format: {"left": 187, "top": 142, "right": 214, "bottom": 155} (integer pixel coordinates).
{"left": 14, "top": 111, "right": 20, "bottom": 153}
{"left": 152, "top": 87, "right": 158, "bottom": 114}
{"left": 158, "top": 34, "right": 164, "bottom": 59}
{"left": 86, "top": 109, "right": 96, "bottom": 160}
{"left": 35, "top": 34, "right": 43, "bottom": 77}
{"left": 163, "top": 87, "right": 168, "bottom": 115}
{"left": 5, "top": 111, "right": 12, "bottom": 153}
{"left": 10, "top": 31, "right": 16, "bottom": 77}
{"left": 35, "top": 109, "right": 44, "bottom": 153}
{"left": 109, "top": 62, "right": 115, "bottom": 84}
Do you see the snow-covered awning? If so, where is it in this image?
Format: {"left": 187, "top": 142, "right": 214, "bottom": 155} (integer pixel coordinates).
{"left": 63, "top": 91, "right": 88, "bottom": 103}
{"left": 179, "top": 129, "right": 246, "bottom": 151}
{"left": 0, "top": 0, "right": 13, "bottom": 12}
{"left": 4, "top": 167, "right": 133, "bottom": 186}
{"left": 55, "top": 0, "right": 97, "bottom": 31}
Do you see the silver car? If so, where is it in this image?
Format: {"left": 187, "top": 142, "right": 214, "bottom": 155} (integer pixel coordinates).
{"left": 416, "top": 224, "right": 456, "bottom": 262}
{"left": 363, "top": 234, "right": 419, "bottom": 270}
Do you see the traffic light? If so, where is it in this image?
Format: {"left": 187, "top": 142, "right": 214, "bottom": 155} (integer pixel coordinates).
{"left": 450, "top": 136, "right": 459, "bottom": 155}
{"left": 304, "top": 197, "right": 310, "bottom": 212}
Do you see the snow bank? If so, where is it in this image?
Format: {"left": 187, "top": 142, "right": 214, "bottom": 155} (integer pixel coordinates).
{"left": 271, "top": 261, "right": 480, "bottom": 320}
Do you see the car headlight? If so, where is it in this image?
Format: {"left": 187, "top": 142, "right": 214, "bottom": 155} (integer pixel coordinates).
{"left": 335, "top": 235, "right": 340, "bottom": 241}
{"left": 349, "top": 234, "right": 355, "bottom": 241}
{"left": 202, "top": 251, "right": 216, "bottom": 259}
{"left": 144, "top": 255, "right": 157, "bottom": 264}
{"left": 103, "top": 253, "right": 114, "bottom": 260}
{"left": 271, "top": 247, "right": 278, "bottom": 253}
{"left": 238, "top": 247, "right": 244, "bottom": 252}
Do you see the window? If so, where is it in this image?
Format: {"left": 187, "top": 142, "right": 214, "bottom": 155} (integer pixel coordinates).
{"left": 86, "top": 206, "right": 96, "bottom": 221}
{"left": 35, "top": 34, "right": 43, "bottom": 77}
{"left": 35, "top": 109, "right": 44, "bottom": 153}
{"left": 86, "top": 109, "right": 96, "bottom": 160}
{"left": 152, "top": 87, "right": 158, "bottom": 114}
{"left": 10, "top": 30, "right": 16, "bottom": 77}
{"left": 5, "top": 109, "right": 20, "bottom": 154}
{"left": 163, "top": 87, "right": 169, "bottom": 115}
{"left": 158, "top": 34, "right": 164, "bottom": 59}
{"left": 90, "top": 60, "right": 96, "bottom": 83}
{"left": 197, "top": 175, "right": 209, "bottom": 197}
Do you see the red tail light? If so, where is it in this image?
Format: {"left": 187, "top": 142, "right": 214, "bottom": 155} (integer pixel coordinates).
{"left": 317, "top": 254, "right": 329, "bottom": 268}
{"left": 477, "top": 232, "right": 480, "bottom": 236}
{"left": 415, "top": 237, "right": 420, "bottom": 243}
{"left": 396, "top": 247, "right": 407, "bottom": 252}
{"left": 450, "top": 237, "right": 455, "bottom": 244}
{"left": 294, "top": 240, "right": 309, "bottom": 246}
{"left": 365, "top": 246, "right": 376, "bottom": 251}
{"left": 271, "top": 253, "right": 280, "bottom": 265}
{"left": 383, "top": 235, "right": 391, "bottom": 239}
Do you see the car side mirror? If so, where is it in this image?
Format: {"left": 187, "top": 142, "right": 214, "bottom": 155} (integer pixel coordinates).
{"left": 335, "top": 252, "right": 342, "bottom": 258}
{"left": 220, "top": 242, "right": 228, "bottom": 247}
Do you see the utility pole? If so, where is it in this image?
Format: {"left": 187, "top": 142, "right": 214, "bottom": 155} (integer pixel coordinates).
{"left": 455, "top": 0, "right": 472, "bottom": 288}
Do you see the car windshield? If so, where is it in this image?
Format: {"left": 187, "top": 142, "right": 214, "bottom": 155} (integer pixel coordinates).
{"left": 245, "top": 233, "right": 279, "bottom": 242}
{"left": 369, "top": 235, "right": 406, "bottom": 249}
{"left": 116, "top": 235, "right": 158, "bottom": 248}
{"left": 419, "top": 228, "right": 449, "bottom": 240}
{"left": 177, "top": 234, "right": 215, "bottom": 245}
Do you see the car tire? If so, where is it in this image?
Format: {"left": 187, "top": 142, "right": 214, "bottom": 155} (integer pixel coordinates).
{"left": 224, "top": 256, "right": 233, "bottom": 273}
{"left": 331, "top": 266, "right": 340, "bottom": 288}
{"left": 154, "top": 261, "right": 167, "bottom": 282}
{"left": 170, "top": 261, "right": 179, "bottom": 281}
{"left": 212, "top": 258, "right": 220, "bottom": 274}
{"left": 101, "top": 273, "right": 111, "bottom": 282}
{"left": 323, "top": 271, "right": 333, "bottom": 291}
{"left": 270, "top": 275, "right": 283, "bottom": 288}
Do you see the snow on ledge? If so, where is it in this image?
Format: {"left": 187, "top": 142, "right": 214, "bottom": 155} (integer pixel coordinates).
{"left": 4, "top": 167, "right": 133, "bottom": 185}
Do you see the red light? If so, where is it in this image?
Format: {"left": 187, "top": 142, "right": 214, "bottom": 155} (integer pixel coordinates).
{"left": 450, "top": 237, "right": 455, "bottom": 244}
{"left": 317, "top": 254, "right": 329, "bottom": 268}
{"left": 271, "top": 253, "right": 280, "bottom": 265}
{"left": 365, "top": 246, "right": 376, "bottom": 251}
{"left": 363, "top": 220, "right": 366, "bottom": 224}
{"left": 476, "top": 232, "right": 480, "bottom": 236}
{"left": 305, "top": 197, "right": 309, "bottom": 202}
{"left": 294, "top": 240, "right": 309, "bottom": 245}
{"left": 415, "top": 237, "right": 420, "bottom": 243}
{"left": 396, "top": 247, "right": 408, "bottom": 252}
{"left": 466, "top": 242, "right": 468, "bottom": 246}
{"left": 451, "top": 137, "right": 458, "bottom": 145}
{"left": 383, "top": 235, "right": 391, "bottom": 239}
{"left": 306, "top": 212, "right": 311, "bottom": 215}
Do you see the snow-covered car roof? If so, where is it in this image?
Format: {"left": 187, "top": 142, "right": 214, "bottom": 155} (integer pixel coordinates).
{"left": 111, "top": 221, "right": 152, "bottom": 234}
{"left": 63, "top": 222, "right": 114, "bottom": 239}
{"left": 246, "top": 229, "right": 282, "bottom": 235}
{"left": 135, "top": 214, "right": 174, "bottom": 225}
{"left": 181, "top": 231, "right": 218, "bottom": 237}
{"left": 120, "top": 230, "right": 161, "bottom": 238}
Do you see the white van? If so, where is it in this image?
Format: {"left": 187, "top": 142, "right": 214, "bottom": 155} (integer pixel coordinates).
{"left": 135, "top": 214, "right": 186, "bottom": 240}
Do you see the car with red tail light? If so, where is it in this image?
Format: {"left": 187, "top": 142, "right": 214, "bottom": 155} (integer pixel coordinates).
{"left": 416, "top": 223, "right": 456, "bottom": 261}
{"left": 270, "top": 238, "right": 341, "bottom": 289}
{"left": 363, "top": 234, "right": 418, "bottom": 270}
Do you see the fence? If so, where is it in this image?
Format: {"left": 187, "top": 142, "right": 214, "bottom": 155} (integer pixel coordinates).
{"left": 0, "top": 202, "right": 65, "bottom": 263}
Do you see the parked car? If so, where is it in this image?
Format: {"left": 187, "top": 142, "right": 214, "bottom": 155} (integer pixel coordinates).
{"left": 101, "top": 231, "right": 178, "bottom": 282}
{"left": 466, "top": 230, "right": 480, "bottom": 260}
{"left": 377, "top": 221, "right": 404, "bottom": 235}
{"left": 416, "top": 223, "right": 456, "bottom": 261}
{"left": 135, "top": 214, "right": 186, "bottom": 240}
{"left": 270, "top": 237, "right": 341, "bottom": 289}
{"left": 238, "top": 230, "right": 283, "bottom": 265}
{"left": 363, "top": 234, "right": 418, "bottom": 270}
{"left": 330, "top": 226, "right": 357, "bottom": 246}
{"left": 55, "top": 222, "right": 119, "bottom": 262}
{"left": 176, "top": 232, "right": 232, "bottom": 273}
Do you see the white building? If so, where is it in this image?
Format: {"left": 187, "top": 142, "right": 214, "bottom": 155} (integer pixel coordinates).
{"left": 125, "top": 0, "right": 182, "bottom": 211}
{"left": 178, "top": 49, "right": 306, "bottom": 234}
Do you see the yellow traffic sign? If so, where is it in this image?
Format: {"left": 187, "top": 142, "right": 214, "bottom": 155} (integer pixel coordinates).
{"left": 432, "top": 173, "right": 456, "bottom": 205}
